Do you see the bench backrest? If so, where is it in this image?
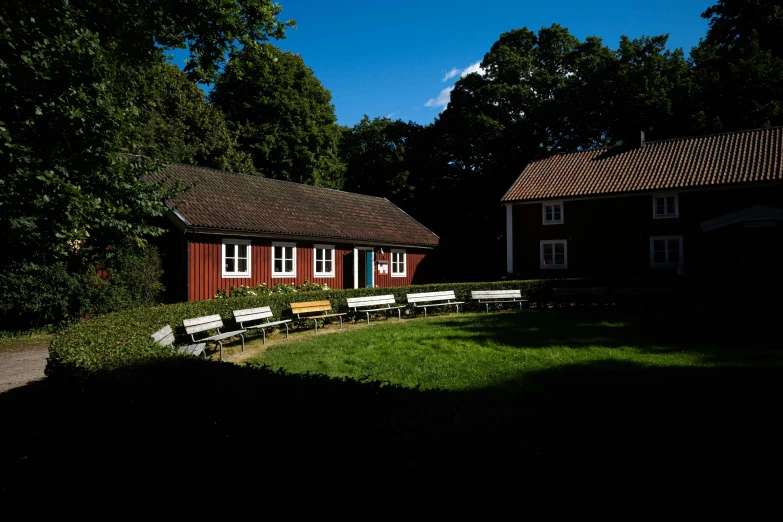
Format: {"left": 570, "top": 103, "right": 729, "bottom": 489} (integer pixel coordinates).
{"left": 183, "top": 314, "right": 224, "bottom": 335}
{"left": 233, "top": 306, "right": 274, "bottom": 324}
{"left": 406, "top": 290, "right": 457, "bottom": 304}
{"left": 346, "top": 295, "right": 396, "bottom": 309}
{"left": 150, "top": 325, "right": 175, "bottom": 347}
{"left": 290, "top": 300, "right": 332, "bottom": 315}
{"left": 471, "top": 290, "right": 522, "bottom": 300}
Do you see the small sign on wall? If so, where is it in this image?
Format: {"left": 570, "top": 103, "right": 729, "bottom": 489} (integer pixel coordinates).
{"left": 377, "top": 260, "right": 389, "bottom": 275}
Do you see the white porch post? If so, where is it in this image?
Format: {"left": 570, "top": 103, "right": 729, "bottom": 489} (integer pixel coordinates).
{"left": 506, "top": 204, "right": 514, "bottom": 275}
{"left": 353, "top": 247, "right": 359, "bottom": 289}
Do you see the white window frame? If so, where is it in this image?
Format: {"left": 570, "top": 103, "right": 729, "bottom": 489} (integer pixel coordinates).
{"left": 272, "top": 241, "right": 297, "bottom": 277}
{"left": 542, "top": 201, "right": 564, "bottom": 225}
{"left": 313, "top": 244, "right": 335, "bottom": 278}
{"left": 540, "top": 240, "right": 567, "bottom": 269}
{"left": 390, "top": 249, "right": 406, "bottom": 278}
{"left": 652, "top": 193, "right": 679, "bottom": 219}
{"left": 650, "top": 236, "right": 683, "bottom": 267}
{"left": 222, "top": 239, "right": 251, "bottom": 278}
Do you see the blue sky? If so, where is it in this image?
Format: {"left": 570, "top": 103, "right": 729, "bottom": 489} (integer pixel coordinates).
{"left": 169, "top": 0, "right": 715, "bottom": 127}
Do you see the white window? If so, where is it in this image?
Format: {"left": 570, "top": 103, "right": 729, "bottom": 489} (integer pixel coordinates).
{"left": 313, "top": 244, "right": 334, "bottom": 278}
{"left": 650, "top": 236, "right": 683, "bottom": 267}
{"left": 542, "top": 201, "right": 564, "bottom": 225}
{"left": 653, "top": 193, "right": 679, "bottom": 219}
{"left": 272, "top": 242, "right": 296, "bottom": 277}
{"left": 391, "top": 249, "right": 406, "bottom": 277}
{"left": 540, "top": 240, "right": 567, "bottom": 269}
{"left": 222, "top": 239, "right": 251, "bottom": 278}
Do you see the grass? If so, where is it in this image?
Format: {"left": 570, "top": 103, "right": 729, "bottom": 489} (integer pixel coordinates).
{"left": 244, "top": 308, "right": 782, "bottom": 390}
{"left": 2, "top": 305, "right": 782, "bottom": 501}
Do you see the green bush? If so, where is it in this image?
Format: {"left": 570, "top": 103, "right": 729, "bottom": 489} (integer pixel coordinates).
{"left": 48, "top": 279, "right": 552, "bottom": 380}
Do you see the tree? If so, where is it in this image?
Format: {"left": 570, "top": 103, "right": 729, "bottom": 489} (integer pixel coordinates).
{"left": 690, "top": 0, "right": 783, "bottom": 131}
{"left": 0, "top": 0, "right": 293, "bottom": 328}
{"left": 340, "top": 116, "right": 426, "bottom": 208}
{"left": 133, "top": 62, "right": 257, "bottom": 174}
{"left": 210, "top": 44, "right": 346, "bottom": 188}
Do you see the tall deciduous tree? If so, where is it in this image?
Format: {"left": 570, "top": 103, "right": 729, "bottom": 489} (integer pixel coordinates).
{"left": 210, "top": 44, "right": 346, "bottom": 189}
{"left": 0, "top": 0, "right": 292, "bottom": 328}
{"left": 690, "top": 0, "right": 783, "bottom": 131}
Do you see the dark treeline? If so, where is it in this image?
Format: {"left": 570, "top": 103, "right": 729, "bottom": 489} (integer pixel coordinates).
{"left": 1, "top": 0, "right": 781, "bottom": 329}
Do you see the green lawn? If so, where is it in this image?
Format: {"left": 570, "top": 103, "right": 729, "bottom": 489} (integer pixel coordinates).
{"left": 245, "top": 308, "right": 782, "bottom": 390}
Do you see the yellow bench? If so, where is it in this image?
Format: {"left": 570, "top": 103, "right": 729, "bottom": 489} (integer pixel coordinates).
{"left": 290, "top": 300, "right": 346, "bottom": 333}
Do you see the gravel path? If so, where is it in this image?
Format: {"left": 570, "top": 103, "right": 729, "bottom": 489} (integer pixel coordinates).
{"left": 0, "top": 339, "right": 50, "bottom": 393}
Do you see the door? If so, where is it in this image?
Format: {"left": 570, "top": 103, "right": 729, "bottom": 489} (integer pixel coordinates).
{"left": 365, "top": 251, "right": 374, "bottom": 288}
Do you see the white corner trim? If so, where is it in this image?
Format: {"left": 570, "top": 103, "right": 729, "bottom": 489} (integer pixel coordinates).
{"left": 506, "top": 205, "right": 514, "bottom": 274}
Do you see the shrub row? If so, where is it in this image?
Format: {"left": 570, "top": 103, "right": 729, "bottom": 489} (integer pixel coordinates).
{"left": 48, "top": 279, "right": 554, "bottom": 379}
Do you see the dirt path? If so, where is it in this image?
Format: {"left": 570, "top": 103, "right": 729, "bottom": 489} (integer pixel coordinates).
{"left": 0, "top": 337, "right": 51, "bottom": 393}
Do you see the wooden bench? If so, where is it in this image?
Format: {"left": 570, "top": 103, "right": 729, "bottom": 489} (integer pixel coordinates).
{"left": 233, "top": 306, "right": 292, "bottom": 344}
{"left": 470, "top": 290, "right": 528, "bottom": 313}
{"left": 406, "top": 290, "right": 464, "bottom": 318}
{"left": 290, "top": 300, "right": 346, "bottom": 333}
{"left": 346, "top": 295, "right": 405, "bottom": 324}
{"left": 150, "top": 325, "right": 206, "bottom": 358}
{"left": 183, "top": 314, "right": 246, "bottom": 362}
{"left": 551, "top": 287, "right": 609, "bottom": 306}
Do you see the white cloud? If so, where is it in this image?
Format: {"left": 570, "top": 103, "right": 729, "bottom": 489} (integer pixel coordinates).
{"left": 426, "top": 61, "right": 486, "bottom": 111}
{"left": 442, "top": 67, "right": 460, "bottom": 82}
{"left": 425, "top": 86, "right": 454, "bottom": 110}
{"left": 385, "top": 112, "right": 397, "bottom": 119}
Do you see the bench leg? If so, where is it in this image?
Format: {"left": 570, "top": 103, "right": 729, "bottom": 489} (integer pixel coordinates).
{"left": 314, "top": 319, "right": 318, "bottom": 333}
{"left": 261, "top": 328, "right": 266, "bottom": 345}
{"left": 424, "top": 307, "right": 427, "bottom": 318}
{"left": 284, "top": 323, "right": 289, "bottom": 339}
{"left": 218, "top": 340, "right": 224, "bottom": 362}
{"left": 397, "top": 308, "right": 401, "bottom": 320}
{"left": 240, "top": 333, "right": 245, "bottom": 354}
{"left": 486, "top": 303, "right": 489, "bottom": 313}
{"left": 366, "top": 312, "right": 370, "bottom": 325}
{"left": 339, "top": 316, "right": 343, "bottom": 329}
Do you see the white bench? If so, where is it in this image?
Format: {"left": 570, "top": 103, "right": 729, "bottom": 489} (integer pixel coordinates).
{"left": 346, "top": 295, "right": 405, "bottom": 324}
{"left": 183, "top": 314, "right": 246, "bottom": 362}
{"left": 233, "top": 306, "right": 292, "bottom": 344}
{"left": 470, "top": 290, "right": 528, "bottom": 313}
{"left": 150, "top": 325, "right": 206, "bottom": 358}
{"left": 406, "top": 290, "right": 464, "bottom": 318}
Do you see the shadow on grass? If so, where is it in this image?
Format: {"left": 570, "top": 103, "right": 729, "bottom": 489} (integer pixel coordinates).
{"left": 434, "top": 307, "right": 782, "bottom": 365}
{"left": 2, "top": 334, "right": 782, "bottom": 500}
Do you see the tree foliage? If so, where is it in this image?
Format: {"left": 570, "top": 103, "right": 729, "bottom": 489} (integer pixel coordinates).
{"left": 0, "top": 0, "right": 292, "bottom": 329}
{"left": 210, "top": 43, "right": 346, "bottom": 188}
{"left": 690, "top": 0, "right": 783, "bottom": 131}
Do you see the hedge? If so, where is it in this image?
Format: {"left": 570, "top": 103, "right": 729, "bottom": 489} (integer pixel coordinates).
{"left": 47, "top": 279, "right": 554, "bottom": 379}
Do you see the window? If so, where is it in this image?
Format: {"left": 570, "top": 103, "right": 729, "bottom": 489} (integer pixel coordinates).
{"left": 391, "top": 249, "right": 406, "bottom": 277}
{"left": 540, "top": 240, "right": 567, "bottom": 269}
{"left": 313, "top": 244, "right": 334, "bottom": 277}
{"left": 653, "top": 193, "right": 679, "bottom": 219}
{"left": 650, "top": 236, "right": 683, "bottom": 267}
{"left": 542, "top": 201, "right": 564, "bottom": 225}
{"left": 272, "top": 242, "right": 296, "bottom": 277}
{"left": 222, "top": 239, "right": 251, "bottom": 278}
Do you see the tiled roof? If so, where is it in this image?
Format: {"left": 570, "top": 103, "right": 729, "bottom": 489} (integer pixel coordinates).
{"left": 502, "top": 127, "right": 783, "bottom": 202}
{"left": 145, "top": 163, "right": 439, "bottom": 247}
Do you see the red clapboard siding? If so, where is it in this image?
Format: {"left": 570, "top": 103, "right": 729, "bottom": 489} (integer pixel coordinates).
{"left": 188, "top": 236, "right": 359, "bottom": 301}
{"left": 373, "top": 250, "right": 426, "bottom": 287}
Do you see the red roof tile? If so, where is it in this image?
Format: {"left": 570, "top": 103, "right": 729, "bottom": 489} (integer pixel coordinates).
{"left": 502, "top": 127, "right": 783, "bottom": 202}
{"left": 145, "top": 163, "right": 439, "bottom": 247}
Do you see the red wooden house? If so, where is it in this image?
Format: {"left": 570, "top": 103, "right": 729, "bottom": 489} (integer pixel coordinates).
{"left": 501, "top": 127, "right": 783, "bottom": 285}
{"left": 146, "top": 163, "right": 439, "bottom": 302}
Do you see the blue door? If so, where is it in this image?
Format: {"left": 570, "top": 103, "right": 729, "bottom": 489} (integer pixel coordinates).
{"left": 365, "top": 251, "right": 373, "bottom": 288}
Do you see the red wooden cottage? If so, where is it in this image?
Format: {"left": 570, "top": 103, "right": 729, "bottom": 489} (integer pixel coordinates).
{"left": 501, "top": 127, "right": 783, "bottom": 284}
{"left": 147, "top": 163, "right": 439, "bottom": 302}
